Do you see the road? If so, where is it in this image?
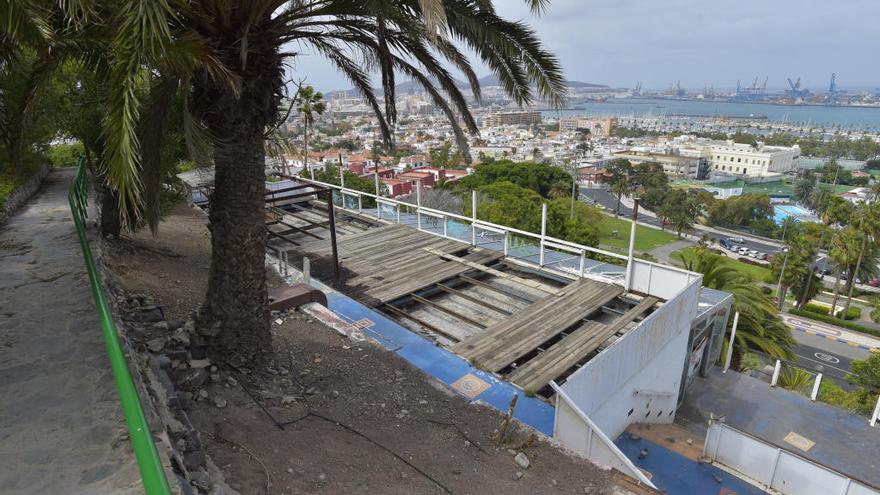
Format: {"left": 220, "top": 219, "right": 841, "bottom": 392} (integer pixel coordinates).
{"left": 781, "top": 313, "right": 880, "bottom": 390}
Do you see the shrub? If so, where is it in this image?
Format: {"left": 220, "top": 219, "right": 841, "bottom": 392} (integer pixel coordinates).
{"left": 789, "top": 309, "right": 880, "bottom": 338}
{"left": 778, "top": 367, "right": 813, "bottom": 394}
{"left": 803, "top": 303, "right": 830, "bottom": 315}
{"left": 816, "top": 380, "right": 875, "bottom": 416}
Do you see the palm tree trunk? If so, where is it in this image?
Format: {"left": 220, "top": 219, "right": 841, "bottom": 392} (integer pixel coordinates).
{"left": 830, "top": 267, "right": 843, "bottom": 316}
{"left": 842, "top": 238, "right": 867, "bottom": 316}
{"left": 615, "top": 194, "right": 621, "bottom": 216}
{"left": 196, "top": 75, "right": 276, "bottom": 361}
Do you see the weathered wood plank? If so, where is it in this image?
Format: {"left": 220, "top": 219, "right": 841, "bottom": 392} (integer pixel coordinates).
{"left": 507, "top": 296, "right": 658, "bottom": 392}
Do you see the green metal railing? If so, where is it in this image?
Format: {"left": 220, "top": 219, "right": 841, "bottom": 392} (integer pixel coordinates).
{"left": 68, "top": 161, "right": 172, "bottom": 495}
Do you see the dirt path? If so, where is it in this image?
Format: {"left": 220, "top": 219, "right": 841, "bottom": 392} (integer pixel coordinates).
{"left": 0, "top": 169, "right": 141, "bottom": 494}
{"left": 107, "top": 203, "right": 635, "bottom": 495}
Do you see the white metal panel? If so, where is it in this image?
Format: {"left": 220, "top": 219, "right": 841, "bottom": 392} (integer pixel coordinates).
{"left": 772, "top": 454, "right": 849, "bottom": 495}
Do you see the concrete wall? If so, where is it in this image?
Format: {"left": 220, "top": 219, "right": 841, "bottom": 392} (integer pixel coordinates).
{"left": 704, "top": 421, "right": 879, "bottom": 495}
{"left": 553, "top": 385, "right": 655, "bottom": 489}
{"left": 559, "top": 276, "right": 701, "bottom": 439}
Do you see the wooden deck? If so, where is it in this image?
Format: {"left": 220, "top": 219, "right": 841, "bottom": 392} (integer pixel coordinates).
{"left": 292, "top": 224, "right": 503, "bottom": 306}
{"left": 506, "top": 296, "right": 659, "bottom": 392}
{"left": 452, "top": 278, "right": 624, "bottom": 371}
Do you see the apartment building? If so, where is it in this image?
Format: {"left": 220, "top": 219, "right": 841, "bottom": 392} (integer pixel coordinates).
{"left": 612, "top": 151, "right": 702, "bottom": 178}
{"left": 558, "top": 117, "right": 615, "bottom": 137}
{"left": 482, "top": 111, "right": 542, "bottom": 127}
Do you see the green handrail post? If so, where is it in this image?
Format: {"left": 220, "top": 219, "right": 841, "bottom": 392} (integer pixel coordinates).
{"left": 68, "top": 160, "right": 172, "bottom": 495}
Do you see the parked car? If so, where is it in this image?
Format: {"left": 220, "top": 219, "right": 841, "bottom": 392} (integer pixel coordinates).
{"left": 869, "top": 278, "right": 880, "bottom": 287}
{"left": 758, "top": 252, "right": 767, "bottom": 260}
{"left": 738, "top": 247, "right": 749, "bottom": 255}
{"left": 748, "top": 250, "right": 759, "bottom": 258}
{"left": 730, "top": 236, "right": 744, "bottom": 243}
{"left": 719, "top": 238, "right": 732, "bottom": 249}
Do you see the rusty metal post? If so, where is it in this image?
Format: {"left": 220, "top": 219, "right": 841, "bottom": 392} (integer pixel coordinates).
{"left": 325, "top": 190, "right": 340, "bottom": 279}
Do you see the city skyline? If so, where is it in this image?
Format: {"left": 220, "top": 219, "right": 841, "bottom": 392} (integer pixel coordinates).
{"left": 288, "top": 0, "right": 880, "bottom": 93}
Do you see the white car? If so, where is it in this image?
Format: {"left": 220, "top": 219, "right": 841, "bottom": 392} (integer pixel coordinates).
{"left": 748, "top": 250, "right": 759, "bottom": 258}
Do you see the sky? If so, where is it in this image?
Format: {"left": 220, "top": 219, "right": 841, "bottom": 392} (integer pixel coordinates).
{"left": 286, "top": 0, "right": 880, "bottom": 93}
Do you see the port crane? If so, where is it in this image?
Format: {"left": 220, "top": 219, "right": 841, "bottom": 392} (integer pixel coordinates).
{"left": 785, "top": 77, "right": 809, "bottom": 98}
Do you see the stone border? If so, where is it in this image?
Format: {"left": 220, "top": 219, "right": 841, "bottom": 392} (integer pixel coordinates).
{"left": 0, "top": 163, "right": 52, "bottom": 225}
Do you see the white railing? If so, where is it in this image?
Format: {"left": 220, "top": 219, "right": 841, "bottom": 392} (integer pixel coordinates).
{"left": 299, "top": 177, "right": 700, "bottom": 289}
{"left": 551, "top": 382, "right": 657, "bottom": 489}
{"left": 703, "top": 420, "right": 880, "bottom": 495}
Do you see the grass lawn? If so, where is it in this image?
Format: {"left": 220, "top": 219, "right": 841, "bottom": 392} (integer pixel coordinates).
{"left": 596, "top": 214, "right": 679, "bottom": 252}
{"left": 672, "top": 247, "right": 773, "bottom": 282}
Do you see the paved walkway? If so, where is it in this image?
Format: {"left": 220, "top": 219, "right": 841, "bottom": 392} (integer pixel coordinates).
{"left": 0, "top": 169, "right": 141, "bottom": 494}
{"left": 782, "top": 313, "right": 880, "bottom": 351}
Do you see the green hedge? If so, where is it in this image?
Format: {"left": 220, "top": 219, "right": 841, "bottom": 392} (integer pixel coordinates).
{"left": 803, "top": 303, "right": 861, "bottom": 320}
{"left": 789, "top": 308, "right": 880, "bottom": 338}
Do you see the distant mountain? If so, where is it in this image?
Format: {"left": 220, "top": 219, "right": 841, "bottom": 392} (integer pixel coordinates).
{"left": 329, "top": 74, "right": 609, "bottom": 95}
{"left": 477, "top": 74, "right": 609, "bottom": 89}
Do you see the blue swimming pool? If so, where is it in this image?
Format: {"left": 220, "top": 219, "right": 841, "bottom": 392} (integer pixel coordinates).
{"left": 773, "top": 204, "right": 815, "bottom": 225}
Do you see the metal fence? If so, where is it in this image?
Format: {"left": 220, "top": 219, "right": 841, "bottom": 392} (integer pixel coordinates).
{"left": 703, "top": 420, "right": 880, "bottom": 495}
{"left": 69, "top": 161, "right": 171, "bottom": 494}
{"left": 303, "top": 177, "right": 637, "bottom": 285}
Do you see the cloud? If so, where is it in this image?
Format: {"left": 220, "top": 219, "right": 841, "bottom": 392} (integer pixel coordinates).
{"left": 284, "top": 0, "right": 880, "bottom": 92}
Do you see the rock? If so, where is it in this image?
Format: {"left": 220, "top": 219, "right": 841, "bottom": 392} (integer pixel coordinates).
{"left": 189, "top": 358, "right": 211, "bottom": 369}
{"left": 281, "top": 395, "right": 298, "bottom": 406}
{"left": 514, "top": 471, "right": 524, "bottom": 480}
{"left": 630, "top": 433, "right": 641, "bottom": 441}
{"left": 128, "top": 305, "right": 165, "bottom": 323}
{"left": 146, "top": 337, "right": 166, "bottom": 353}
{"left": 182, "top": 319, "right": 196, "bottom": 335}
{"left": 332, "top": 390, "right": 339, "bottom": 398}
{"left": 197, "top": 389, "right": 209, "bottom": 401}
{"left": 551, "top": 479, "right": 558, "bottom": 487}
{"left": 318, "top": 473, "right": 326, "bottom": 482}
{"left": 213, "top": 397, "right": 227, "bottom": 408}
{"left": 514, "top": 452, "right": 530, "bottom": 469}
{"left": 175, "top": 368, "right": 208, "bottom": 391}
{"left": 190, "top": 346, "right": 208, "bottom": 360}
{"left": 171, "top": 327, "right": 190, "bottom": 346}
{"left": 305, "top": 387, "right": 317, "bottom": 396}
{"left": 210, "top": 372, "right": 221, "bottom": 383}
{"left": 198, "top": 321, "right": 222, "bottom": 338}
{"left": 686, "top": 438, "right": 694, "bottom": 445}
{"left": 227, "top": 376, "right": 238, "bottom": 387}
{"left": 507, "top": 449, "right": 517, "bottom": 456}
{"left": 152, "top": 321, "right": 169, "bottom": 331}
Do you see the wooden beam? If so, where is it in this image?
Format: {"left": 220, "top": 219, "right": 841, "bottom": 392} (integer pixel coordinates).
{"left": 458, "top": 275, "right": 535, "bottom": 304}
{"left": 435, "top": 283, "right": 513, "bottom": 316}
{"left": 425, "top": 248, "right": 559, "bottom": 295}
{"left": 409, "top": 293, "right": 487, "bottom": 329}
{"left": 382, "top": 304, "right": 460, "bottom": 342}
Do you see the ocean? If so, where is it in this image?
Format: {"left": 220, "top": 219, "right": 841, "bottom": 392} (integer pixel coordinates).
{"left": 542, "top": 98, "right": 880, "bottom": 129}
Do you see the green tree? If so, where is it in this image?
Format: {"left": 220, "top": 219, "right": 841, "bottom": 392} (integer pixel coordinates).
{"left": 770, "top": 233, "right": 815, "bottom": 310}
{"left": 606, "top": 158, "right": 633, "bottom": 216}
{"left": 676, "top": 247, "right": 795, "bottom": 361}
{"left": 458, "top": 160, "right": 572, "bottom": 198}
{"left": 849, "top": 354, "right": 880, "bottom": 392}
{"left": 842, "top": 202, "right": 880, "bottom": 315}
{"left": 86, "top": 0, "right": 566, "bottom": 359}
{"left": 296, "top": 85, "right": 325, "bottom": 177}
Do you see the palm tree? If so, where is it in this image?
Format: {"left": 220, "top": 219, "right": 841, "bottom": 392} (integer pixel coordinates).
{"left": 676, "top": 248, "right": 795, "bottom": 361}
{"left": 829, "top": 226, "right": 861, "bottom": 315}
{"left": 611, "top": 178, "right": 629, "bottom": 217}
{"left": 296, "top": 85, "right": 325, "bottom": 177}
{"left": 841, "top": 201, "right": 880, "bottom": 315}
{"left": 91, "top": 0, "right": 566, "bottom": 359}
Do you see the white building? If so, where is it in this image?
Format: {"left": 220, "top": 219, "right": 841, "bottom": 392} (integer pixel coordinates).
{"left": 705, "top": 140, "right": 799, "bottom": 177}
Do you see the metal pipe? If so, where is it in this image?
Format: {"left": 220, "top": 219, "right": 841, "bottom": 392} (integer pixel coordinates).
{"left": 68, "top": 161, "right": 171, "bottom": 495}
{"left": 624, "top": 199, "right": 639, "bottom": 291}
{"left": 723, "top": 311, "right": 739, "bottom": 372}
{"left": 771, "top": 360, "right": 782, "bottom": 387}
{"left": 539, "top": 203, "right": 547, "bottom": 266}
{"left": 471, "top": 190, "right": 477, "bottom": 246}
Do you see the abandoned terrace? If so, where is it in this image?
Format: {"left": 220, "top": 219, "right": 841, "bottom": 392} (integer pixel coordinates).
{"left": 260, "top": 178, "right": 668, "bottom": 400}
{"left": 184, "top": 169, "right": 719, "bottom": 490}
